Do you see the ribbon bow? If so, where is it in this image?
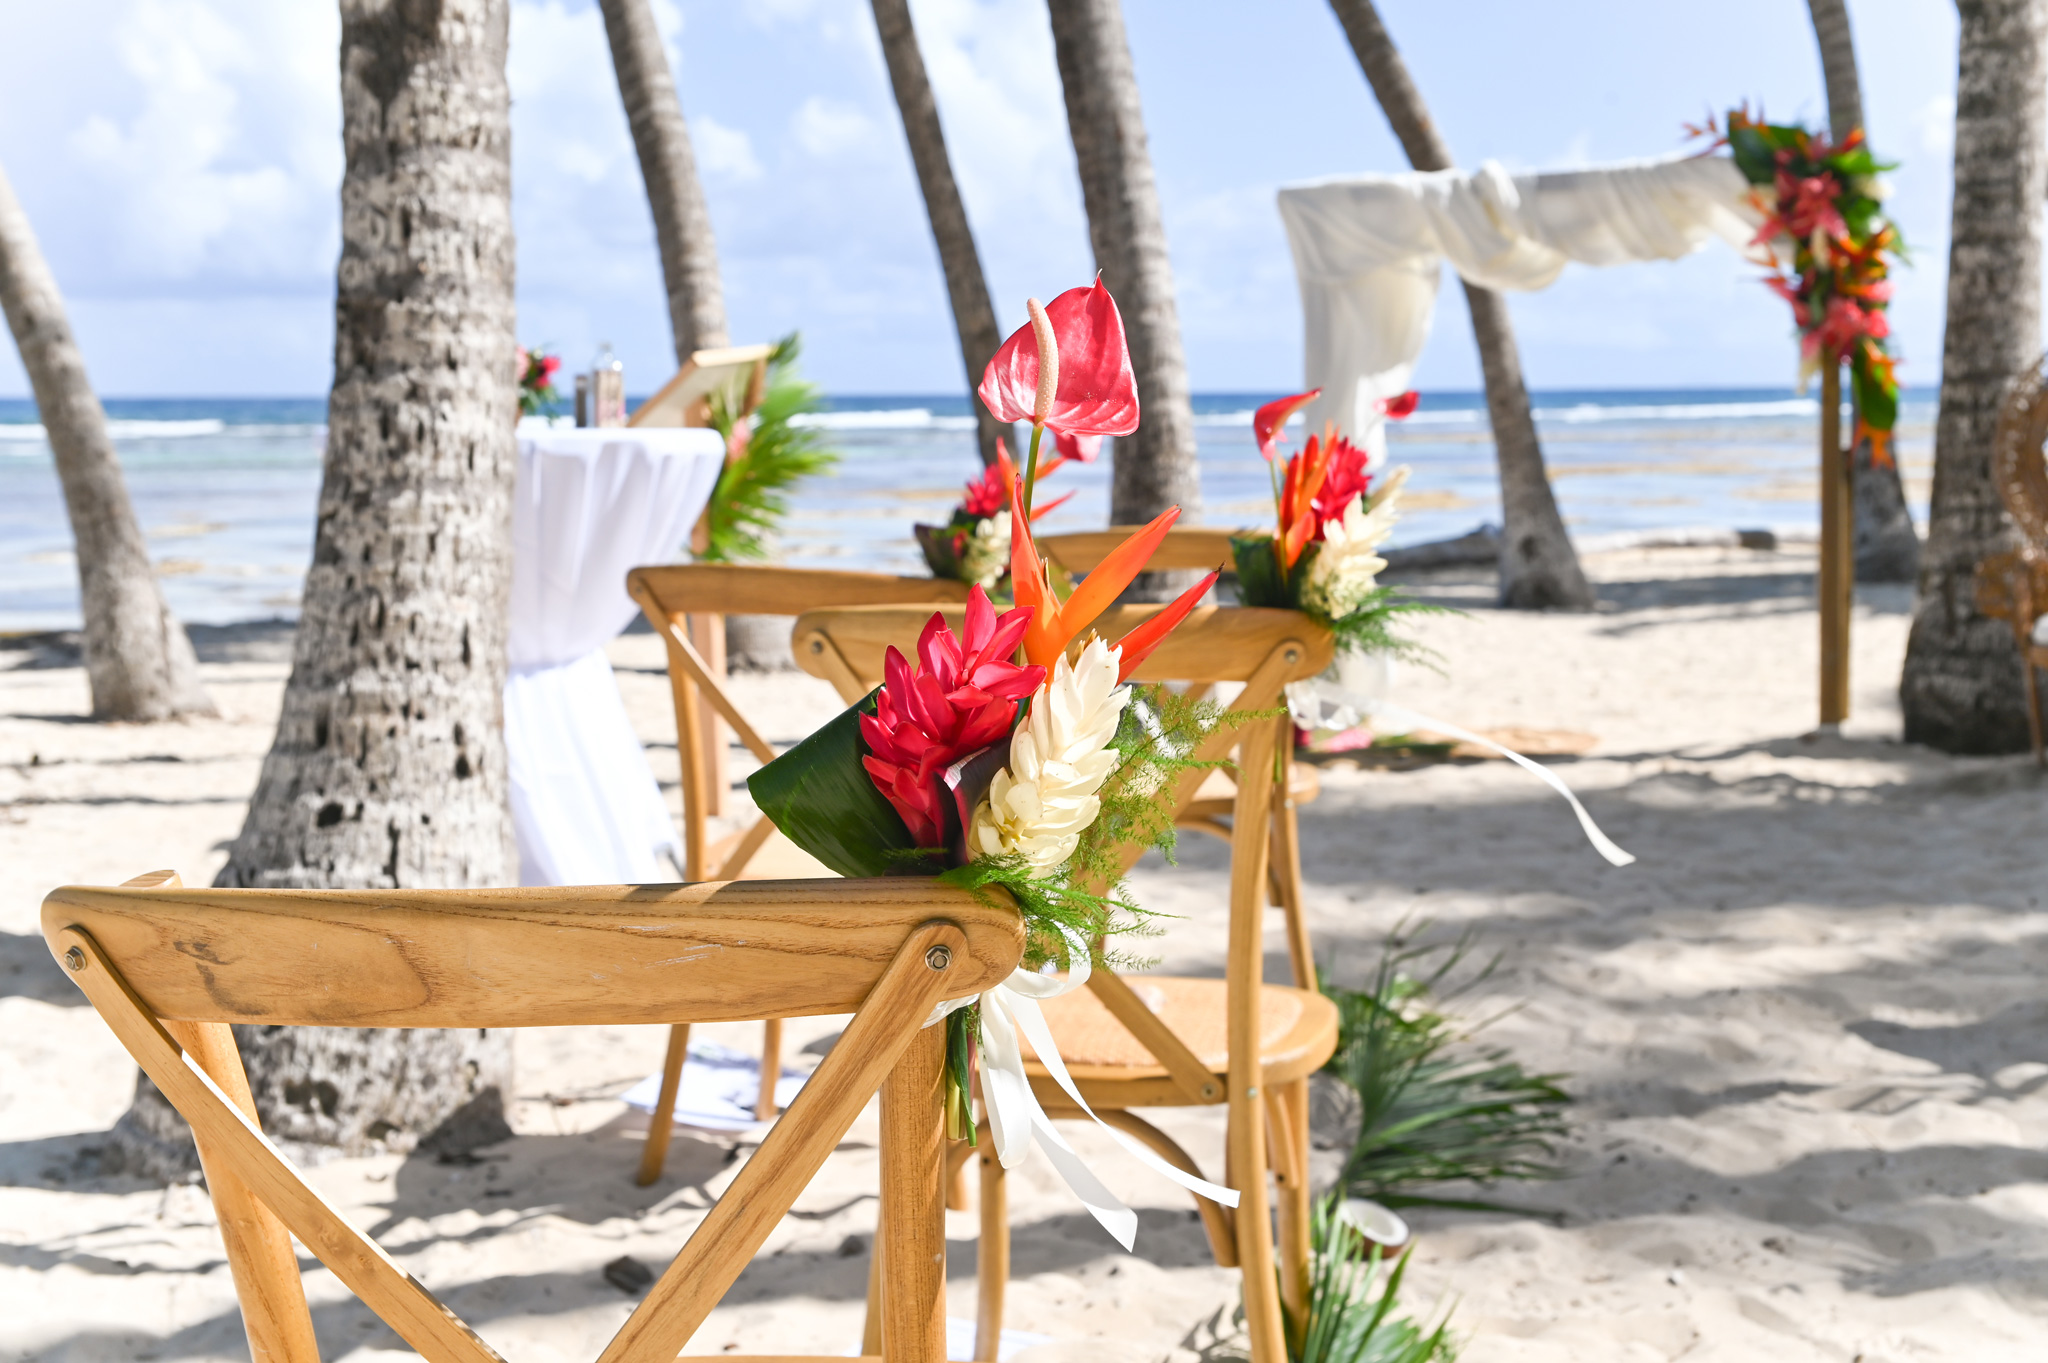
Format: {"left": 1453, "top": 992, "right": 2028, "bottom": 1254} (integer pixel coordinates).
{"left": 928, "top": 925, "right": 1238, "bottom": 1250}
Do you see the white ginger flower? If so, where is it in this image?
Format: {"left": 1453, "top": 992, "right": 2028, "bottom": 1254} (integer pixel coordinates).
{"left": 970, "top": 636, "right": 1130, "bottom": 874}
{"left": 959, "top": 516, "right": 1011, "bottom": 589}
{"left": 1303, "top": 464, "right": 1409, "bottom": 621}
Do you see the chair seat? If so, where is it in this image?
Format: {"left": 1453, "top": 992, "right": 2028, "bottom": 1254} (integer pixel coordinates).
{"left": 1179, "top": 762, "right": 1320, "bottom": 824}
{"left": 1021, "top": 977, "right": 1338, "bottom": 1110}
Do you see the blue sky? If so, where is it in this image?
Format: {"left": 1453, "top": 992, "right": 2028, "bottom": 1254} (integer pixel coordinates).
{"left": 0, "top": 0, "right": 1960, "bottom": 399}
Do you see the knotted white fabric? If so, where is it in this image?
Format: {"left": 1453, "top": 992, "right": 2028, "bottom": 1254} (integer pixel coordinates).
{"left": 505, "top": 427, "right": 726, "bottom": 886}
{"left": 1277, "top": 153, "right": 1765, "bottom": 458}
{"left": 929, "top": 926, "right": 1240, "bottom": 1250}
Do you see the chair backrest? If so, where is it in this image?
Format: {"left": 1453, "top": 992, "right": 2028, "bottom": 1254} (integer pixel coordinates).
{"left": 1994, "top": 357, "right": 2048, "bottom": 556}
{"left": 1037, "top": 525, "right": 1244, "bottom": 576}
{"left": 45, "top": 871, "right": 1020, "bottom": 1363}
{"left": 627, "top": 564, "right": 971, "bottom": 880}
{"left": 789, "top": 602, "right": 1333, "bottom": 1107}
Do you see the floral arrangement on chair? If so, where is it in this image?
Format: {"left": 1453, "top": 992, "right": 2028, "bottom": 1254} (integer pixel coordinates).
{"left": 1230, "top": 388, "right": 1431, "bottom": 658}
{"left": 515, "top": 344, "right": 562, "bottom": 418}
{"left": 914, "top": 436, "right": 1083, "bottom": 589}
{"left": 1698, "top": 107, "right": 1903, "bottom": 465}
{"left": 749, "top": 282, "right": 1237, "bottom": 1235}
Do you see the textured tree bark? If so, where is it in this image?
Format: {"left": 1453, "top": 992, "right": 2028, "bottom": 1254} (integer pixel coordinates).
{"left": 1326, "top": 0, "right": 1593, "bottom": 610}
{"left": 1900, "top": 0, "right": 2046, "bottom": 753}
{"left": 1805, "top": 0, "right": 1922, "bottom": 583}
{"left": 111, "top": 0, "right": 521, "bottom": 1179}
{"left": 1046, "top": 0, "right": 1203, "bottom": 576}
{"left": 871, "top": 0, "right": 1007, "bottom": 467}
{"left": 0, "top": 162, "right": 214, "bottom": 722}
{"left": 599, "top": 0, "right": 728, "bottom": 363}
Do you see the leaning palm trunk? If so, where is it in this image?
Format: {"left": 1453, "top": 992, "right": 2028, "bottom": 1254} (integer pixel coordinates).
{"left": 1045, "top": 0, "right": 1202, "bottom": 550}
{"left": 871, "top": 0, "right": 1007, "bottom": 467}
{"left": 1899, "top": 0, "right": 2046, "bottom": 752}
{"left": 1806, "top": 0, "right": 1921, "bottom": 583}
{"left": 110, "top": 0, "right": 521, "bottom": 1179}
{"left": 0, "top": 162, "right": 213, "bottom": 721}
{"left": 1327, "top": 0, "right": 1594, "bottom": 611}
{"left": 600, "top": 0, "right": 728, "bottom": 362}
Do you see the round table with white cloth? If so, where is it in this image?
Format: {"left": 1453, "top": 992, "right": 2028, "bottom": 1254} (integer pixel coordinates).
{"left": 506, "top": 427, "right": 727, "bottom": 887}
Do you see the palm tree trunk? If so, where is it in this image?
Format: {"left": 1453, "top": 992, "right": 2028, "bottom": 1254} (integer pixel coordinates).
{"left": 0, "top": 162, "right": 213, "bottom": 721}
{"left": 1045, "top": 0, "right": 1202, "bottom": 544}
{"left": 109, "top": 0, "right": 521, "bottom": 1180}
{"left": 1806, "top": 0, "right": 1921, "bottom": 584}
{"left": 1327, "top": 0, "right": 1594, "bottom": 611}
{"left": 1899, "top": 0, "right": 2046, "bottom": 752}
{"left": 871, "top": 0, "right": 1007, "bottom": 467}
{"left": 599, "top": 0, "right": 728, "bottom": 363}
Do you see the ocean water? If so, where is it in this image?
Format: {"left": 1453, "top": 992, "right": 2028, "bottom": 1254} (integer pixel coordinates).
{"left": 0, "top": 389, "right": 1935, "bottom": 632}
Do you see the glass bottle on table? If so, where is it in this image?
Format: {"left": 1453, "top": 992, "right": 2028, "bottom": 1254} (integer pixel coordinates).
{"left": 590, "top": 341, "right": 626, "bottom": 428}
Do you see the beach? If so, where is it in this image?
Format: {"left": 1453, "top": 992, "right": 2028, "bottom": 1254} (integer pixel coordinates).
{"left": 7, "top": 541, "right": 2047, "bottom": 1362}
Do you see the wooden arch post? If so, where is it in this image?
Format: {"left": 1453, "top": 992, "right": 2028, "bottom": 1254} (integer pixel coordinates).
{"left": 1818, "top": 358, "right": 1854, "bottom": 729}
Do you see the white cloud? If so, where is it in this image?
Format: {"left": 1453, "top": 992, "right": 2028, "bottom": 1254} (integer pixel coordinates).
{"left": 694, "top": 116, "right": 763, "bottom": 181}
{"left": 1916, "top": 95, "right": 1956, "bottom": 159}
{"left": 792, "top": 96, "right": 878, "bottom": 160}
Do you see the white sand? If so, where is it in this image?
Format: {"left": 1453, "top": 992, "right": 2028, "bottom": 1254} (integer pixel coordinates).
{"left": 5, "top": 543, "right": 2048, "bottom": 1362}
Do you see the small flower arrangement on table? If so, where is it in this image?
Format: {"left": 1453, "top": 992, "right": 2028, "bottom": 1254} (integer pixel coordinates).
{"left": 748, "top": 280, "right": 1236, "bottom": 1240}
{"left": 1230, "top": 388, "right": 1432, "bottom": 660}
{"left": 1700, "top": 107, "right": 1904, "bottom": 464}
{"left": 515, "top": 345, "right": 562, "bottom": 418}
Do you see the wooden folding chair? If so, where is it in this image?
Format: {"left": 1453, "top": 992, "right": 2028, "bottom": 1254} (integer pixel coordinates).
{"left": 44, "top": 868, "right": 1021, "bottom": 1363}
{"left": 624, "top": 565, "right": 972, "bottom": 1183}
{"left": 1038, "top": 528, "right": 1324, "bottom": 921}
{"left": 791, "top": 602, "right": 1340, "bottom": 1363}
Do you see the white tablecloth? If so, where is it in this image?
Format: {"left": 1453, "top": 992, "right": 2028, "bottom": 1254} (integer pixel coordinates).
{"left": 506, "top": 428, "right": 726, "bottom": 886}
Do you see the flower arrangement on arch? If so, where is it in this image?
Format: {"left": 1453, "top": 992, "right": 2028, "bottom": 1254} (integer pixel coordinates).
{"left": 748, "top": 280, "right": 1230, "bottom": 1181}
{"left": 515, "top": 345, "right": 562, "bottom": 418}
{"left": 1229, "top": 388, "right": 1432, "bottom": 659}
{"left": 1699, "top": 107, "right": 1904, "bottom": 465}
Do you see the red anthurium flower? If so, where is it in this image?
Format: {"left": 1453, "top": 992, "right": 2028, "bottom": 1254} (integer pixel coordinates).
{"left": 978, "top": 279, "right": 1139, "bottom": 436}
{"left": 1254, "top": 389, "right": 1320, "bottom": 462}
{"left": 859, "top": 586, "right": 1045, "bottom": 848}
{"left": 1052, "top": 428, "right": 1104, "bottom": 462}
{"left": 1377, "top": 390, "right": 1419, "bottom": 420}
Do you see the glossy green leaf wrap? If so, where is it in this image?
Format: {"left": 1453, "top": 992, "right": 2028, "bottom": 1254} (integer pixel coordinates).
{"left": 746, "top": 688, "right": 923, "bottom": 878}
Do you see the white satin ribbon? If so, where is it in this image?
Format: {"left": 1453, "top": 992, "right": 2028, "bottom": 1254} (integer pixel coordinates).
{"left": 1286, "top": 677, "right": 1636, "bottom": 867}
{"left": 926, "top": 924, "right": 1240, "bottom": 1250}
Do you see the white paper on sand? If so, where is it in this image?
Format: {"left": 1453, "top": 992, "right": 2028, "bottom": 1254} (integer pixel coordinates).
{"left": 620, "top": 1043, "right": 808, "bottom": 1132}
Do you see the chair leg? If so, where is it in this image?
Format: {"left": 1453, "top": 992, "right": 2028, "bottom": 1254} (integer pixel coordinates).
{"left": 880, "top": 1022, "right": 948, "bottom": 1363}
{"left": 1266, "top": 1078, "right": 1313, "bottom": 1351}
{"left": 1269, "top": 779, "right": 1314, "bottom": 992}
{"left": 166, "top": 1019, "right": 321, "bottom": 1363}
{"left": 1229, "top": 717, "right": 1288, "bottom": 1363}
{"left": 637, "top": 1023, "right": 691, "bottom": 1187}
{"left": 861, "top": 1218, "right": 884, "bottom": 1359}
{"left": 2023, "top": 653, "right": 2045, "bottom": 770}
{"left": 1096, "top": 1109, "right": 1236, "bottom": 1267}
{"left": 756, "top": 1017, "right": 784, "bottom": 1121}
{"left": 1231, "top": 1087, "right": 1286, "bottom": 1363}
{"left": 974, "top": 1119, "right": 1007, "bottom": 1362}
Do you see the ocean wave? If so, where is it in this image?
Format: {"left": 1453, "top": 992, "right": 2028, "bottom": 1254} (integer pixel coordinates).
{"left": 791, "top": 409, "right": 978, "bottom": 431}
{"left": 0, "top": 419, "right": 327, "bottom": 442}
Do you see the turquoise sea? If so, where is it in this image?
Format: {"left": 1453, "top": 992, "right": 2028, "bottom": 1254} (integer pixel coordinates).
{"left": 0, "top": 389, "right": 1936, "bottom": 632}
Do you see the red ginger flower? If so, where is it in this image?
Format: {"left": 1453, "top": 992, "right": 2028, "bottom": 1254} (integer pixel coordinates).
{"left": 959, "top": 440, "right": 1071, "bottom": 521}
{"left": 860, "top": 587, "right": 1046, "bottom": 848}
{"left": 978, "top": 278, "right": 1139, "bottom": 436}
{"left": 1311, "top": 432, "right": 1374, "bottom": 528}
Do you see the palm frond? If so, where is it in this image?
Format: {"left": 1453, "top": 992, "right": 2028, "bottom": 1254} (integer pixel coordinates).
{"left": 700, "top": 332, "right": 839, "bottom": 563}
{"left": 1323, "top": 933, "right": 1571, "bottom": 1210}
{"left": 1281, "top": 1196, "right": 1458, "bottom": 1363}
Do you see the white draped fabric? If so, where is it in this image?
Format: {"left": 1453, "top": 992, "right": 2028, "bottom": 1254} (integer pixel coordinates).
{"left": 1277, "top": 153, "right": 1765, "bottom": 457}
{"left": 506, "top": 428, "right": 726, "bottom": 887}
